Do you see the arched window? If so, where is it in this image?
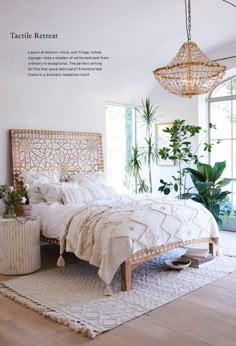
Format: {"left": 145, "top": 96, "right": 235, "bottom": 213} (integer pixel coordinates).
{"left": 208, "top": 76, "right": 236, "bottom": 206}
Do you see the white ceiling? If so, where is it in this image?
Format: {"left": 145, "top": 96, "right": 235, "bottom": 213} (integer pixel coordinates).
{"left": 85, "top": 0, "right": 236, "bottom": 66}
{"left": 1, "top": 0, "right": 236, "bottom": 101}
{"left": 3, "top": 0, "right": 235, "bottom": 61}
{"left": 93, "top": 0, "right": 236, "bottom": 99}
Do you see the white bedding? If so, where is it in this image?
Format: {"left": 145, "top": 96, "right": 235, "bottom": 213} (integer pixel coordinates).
{"left": 32, "top": 195, "right": 219, "bottom": 286}
{"left": 31, "top": 202, "right": 78, "bottom": 239}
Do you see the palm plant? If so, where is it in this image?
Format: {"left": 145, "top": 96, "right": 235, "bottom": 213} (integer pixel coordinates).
{"left": 129, "top": 98, "right": 159, "bottom": 193}
{"left": 180, "top": 161, "right": 233, "bottom": 229}
{"left": 128, "top": 145, "right": 148, "bottom": 193}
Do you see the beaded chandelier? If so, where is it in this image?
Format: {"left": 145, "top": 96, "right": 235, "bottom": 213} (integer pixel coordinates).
{"left": 153, "top": 0, "right": 226, "bottom": 98}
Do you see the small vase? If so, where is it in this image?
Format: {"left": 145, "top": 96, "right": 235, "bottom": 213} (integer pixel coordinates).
{"left": 3, "top": 204, "right": 16, "bottom": 218}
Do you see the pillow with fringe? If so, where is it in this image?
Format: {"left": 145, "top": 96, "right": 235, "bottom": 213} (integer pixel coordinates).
{"left": 38, "top": 183, "right": 66, "bottom": 204}
{"left": 68, "top": 171, "right": 118, "bottom": 199}
{"left": 27, "top": 186, "right": 45, "bottom": 204}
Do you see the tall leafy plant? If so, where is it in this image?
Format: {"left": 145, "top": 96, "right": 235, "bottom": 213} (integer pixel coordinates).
{"left": 128, "top": 98, "right": 159, "bottom": 193}
{"left": 158, "top": 119, "right": 217, "bottom": 196}
{"left": 181, "top": 161, "right": 232, "bottom": 229}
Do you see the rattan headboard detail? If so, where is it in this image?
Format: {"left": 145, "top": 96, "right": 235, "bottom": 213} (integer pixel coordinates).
{"left": 10, "top": 129, "right": 104, "bottom": 186}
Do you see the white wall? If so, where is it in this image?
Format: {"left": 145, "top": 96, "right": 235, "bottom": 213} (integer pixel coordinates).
{"left": 1, "top": 0, "right": 235, "bottom": 187}
{"left": 0, "top": 0, "right": 154, "bottom": 184}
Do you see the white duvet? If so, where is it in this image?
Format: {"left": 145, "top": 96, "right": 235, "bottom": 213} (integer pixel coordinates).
{"left": 32, "top": 195, "right": 219, "bottom": 286}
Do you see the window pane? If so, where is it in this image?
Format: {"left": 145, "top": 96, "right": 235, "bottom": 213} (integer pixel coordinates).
{"left": 136, "top": 115, "right": 146, "bottom": 147}
{"left": 106, "top": 104, "right": 135, "bottom": 193}
{"left": 232, "top": 78, "right": 236, "bottom": 96}
{"left": 210, "top": 139, "right": 232, "bottom": 178}
{"left": 210, "top": 101, "right": 232, "bottom": 139}
{"left": 211, "top": 79, "right": 231, "bottom": 98}
{"left": 233, "top": 143, "right": 236, "bottom": 207}
{"left": 232, "top": 182, "right": 236, "bottom": 209}
{"left": 233, "top": 100, "right": 236, "bottom": 138}
{"left": 209, "top": 76, "right": 236, "bottom": 209}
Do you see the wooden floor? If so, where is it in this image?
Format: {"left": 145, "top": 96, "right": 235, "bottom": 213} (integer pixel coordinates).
{"left": 0, "top": 238, "right": 236, "bottom": 346}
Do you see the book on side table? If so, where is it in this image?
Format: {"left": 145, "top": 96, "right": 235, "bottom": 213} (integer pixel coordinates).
{"left": 181, "top": 247, "right": 214, "bottom": 268}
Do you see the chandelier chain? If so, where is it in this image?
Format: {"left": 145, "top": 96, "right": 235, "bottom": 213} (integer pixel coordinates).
{"left": 153, "top": 0, "right": 226, "bottom": 98}
{"left": 185, "top": 0, "right": 191, "bottom": 42}
{"left": 187, "top": 0, "right": 191, "bottom": 41}
{"left": 222, "top": 0, "right": 236, "bottom": 8}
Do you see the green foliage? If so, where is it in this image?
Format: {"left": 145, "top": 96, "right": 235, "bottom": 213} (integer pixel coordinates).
{"left": 137, "top": 99, "right": 159, "bottom": 134}
{"left": 128, "top": 145, "right": 144, "bottom": 194}
{"left": 180, "top": 161, "right": 233, "bottom": 230}
{"left": 0, "top": 182, "right": 29, "bottom": 217}
{"left": 220, "top": 198, "right": 236, "bottom": 223}
{"left": 125, "top": 107, "right": 133, "bottom": 163}
{"left": 158, "top": 119, "right": 217, "bottom": 196}
{"left": 128, "top": 98, "right": 159, "bottom": 193}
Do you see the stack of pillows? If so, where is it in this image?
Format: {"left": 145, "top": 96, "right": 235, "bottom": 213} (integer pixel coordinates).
{"left": 20, "top": 170, "right": 118, "bottom": 206}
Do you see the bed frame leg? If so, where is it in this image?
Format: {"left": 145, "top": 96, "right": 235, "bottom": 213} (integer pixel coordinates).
{"left": 209, "top": 240, "right": 217, "bottom": 257}
{"left": 121, "top": 261, "right": 132, "bottom": 291}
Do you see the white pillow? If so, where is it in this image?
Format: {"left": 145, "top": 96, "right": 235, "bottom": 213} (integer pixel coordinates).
{"left": 28, "top": 186, "right": 45, "bottom": 204}
{"left": 62, "top": 185, "right": 93, "bottom": 206}
{"left": 91, "top": 185, "right": 118, "bottom": 199}
{"left": 20, "top": 170, "right": 60, "bottom": 204}
{"left": 67, "top": 171, "right": 118, "bottom": 200}
{"left": 69, "top": 171, "right": 106, "bottom": 188}
{"left": 20, "top": 170, "right": 60, "bottom": 186}
{"left": 38, "top": 183, "right": 64, "bottom": 204}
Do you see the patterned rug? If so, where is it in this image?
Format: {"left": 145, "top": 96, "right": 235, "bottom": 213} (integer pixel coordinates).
{"left": 1, "top": 248, "right": 236, "bottom": 339}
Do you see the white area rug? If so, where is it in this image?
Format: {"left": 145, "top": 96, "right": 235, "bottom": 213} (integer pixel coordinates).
{"left": 220, "top": 231, "right": 236, "bottom": 257}
{"left": 1, "top": 248, "right": 236, "bottom": 339}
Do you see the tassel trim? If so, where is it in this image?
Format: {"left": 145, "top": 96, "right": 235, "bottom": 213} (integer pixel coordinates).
{"left": 57, "top": 239, "right": 66, "bottom": 266}
{"left": 104, "top": 285, "right": 113, "bottom": 296}
{"left": 57, "top": 255, "right": 65, "bottom": 267}
{"left": 0, "top": 283, "right": 98, "bottom": 339}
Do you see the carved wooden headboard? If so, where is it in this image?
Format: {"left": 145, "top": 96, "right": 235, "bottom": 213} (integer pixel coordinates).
{"left": 10, "top": 129, "right": 104, "bottom": 186}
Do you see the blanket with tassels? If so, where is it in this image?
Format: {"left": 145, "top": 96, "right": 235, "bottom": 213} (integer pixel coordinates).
{"left": 59, "top": 196, "right": 219, "bottom": 291}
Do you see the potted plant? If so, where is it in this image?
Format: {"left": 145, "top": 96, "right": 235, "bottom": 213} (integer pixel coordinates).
{"left": 158, "top": 119, "right": 218, "bottom": 196}
{"left": 0, "top": 182, "right": 30, "bottom": 218}
{"left": 180, "top": 161, "right": 233, "bottom": 230}
{"left": 220, "top": 199, "right": 236, "bottom": 232}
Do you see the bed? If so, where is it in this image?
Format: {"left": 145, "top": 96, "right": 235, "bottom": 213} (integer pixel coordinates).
{"left": 10, "top": 129, "right": 219, "bottom": 293}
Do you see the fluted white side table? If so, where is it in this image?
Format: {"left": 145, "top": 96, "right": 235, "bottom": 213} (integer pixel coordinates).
{"left": 0, "top": 217, "right": 41, "bottom": 275}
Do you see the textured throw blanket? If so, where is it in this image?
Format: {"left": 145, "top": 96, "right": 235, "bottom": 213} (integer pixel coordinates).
{"left": 60, "top": 196, "right": 219, "bottom": 286}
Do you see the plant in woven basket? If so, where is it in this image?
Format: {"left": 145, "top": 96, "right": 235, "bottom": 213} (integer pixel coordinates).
{"left": 0, "top": 181, "right": 30, "bottom": 218}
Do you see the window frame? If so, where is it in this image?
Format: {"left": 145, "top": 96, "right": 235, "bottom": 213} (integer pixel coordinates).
{"left": 105, "top": 102, "right": 138, "bottom": 193}
{"left": 208, "top": 75, "right": 236, "bottom": 205}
